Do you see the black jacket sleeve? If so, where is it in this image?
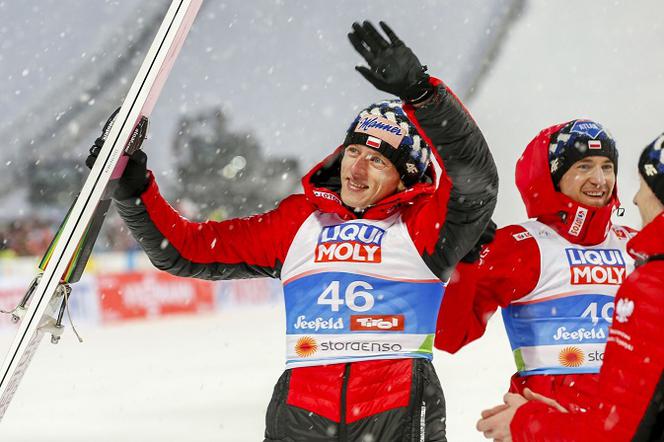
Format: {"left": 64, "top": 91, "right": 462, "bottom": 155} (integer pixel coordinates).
{"left": 410, "top": 82, "right": 498, "bottom": 279}
{"left": 113, "top": 178, "right": 311, "bottom": 281}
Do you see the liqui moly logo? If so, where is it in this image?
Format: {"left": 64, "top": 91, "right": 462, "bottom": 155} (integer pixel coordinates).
{"left": 566, "top": 248, "right": 626, "bottom": 285}
{"left": 315, "top": 222, "right": 385, "bottom": 263}
{"left": 350, "top": 315, "right": 405, "bottom": 331}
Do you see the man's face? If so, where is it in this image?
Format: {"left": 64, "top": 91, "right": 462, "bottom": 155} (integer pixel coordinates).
{"left": 340, "top": 144, "right": 402, "bottom": 209}
{"left": 633, "top": 175, "right": 664, "bottom": 227}
{"left": 558, "top": 156, "right": 616, "bottom": 207}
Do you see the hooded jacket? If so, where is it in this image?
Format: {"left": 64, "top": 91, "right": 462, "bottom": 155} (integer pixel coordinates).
{"left": 510, "top": 212, "right": 664, "bottom": 442}
{"left": 435, "top": 121, "right": 636, "bottom": 413}
{"left": 115, "top": 78, "right": 498, "bottom": 440}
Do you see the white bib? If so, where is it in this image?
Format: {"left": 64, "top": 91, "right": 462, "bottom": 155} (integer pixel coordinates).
{"left": 280, "top": 212, "right": 446, "bottom": 368}
{"left": 502, "top": 221, "right": 635, "bottom": 375}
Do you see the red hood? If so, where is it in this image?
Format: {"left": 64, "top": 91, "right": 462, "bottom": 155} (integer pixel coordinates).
{"left": 301, "top": 145, "right": 440, "bottom": 221}
{"left": 627, "top": 211, "right": 664, "bottom": 261}
{"left": 515, "top": 121, "right": 620, "bottom": 245}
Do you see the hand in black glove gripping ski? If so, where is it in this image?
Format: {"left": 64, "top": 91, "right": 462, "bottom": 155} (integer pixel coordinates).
{"left": 85, "top": 108, "right": 150, "bottom": 200}
{"left": 348, "top": 20, "right": 434, "bottom": 104}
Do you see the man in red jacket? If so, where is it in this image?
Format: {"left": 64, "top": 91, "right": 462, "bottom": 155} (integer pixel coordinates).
{"left": 89, "top": 21, "right": 498, "bottom": 441}
{"left": 476, "top": 133, "right": 664, "bottom": 442}
{"left": 435, "top": 120, "right": 637, "bottom": 413}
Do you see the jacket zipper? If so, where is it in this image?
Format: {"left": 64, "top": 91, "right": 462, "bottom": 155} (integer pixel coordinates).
{"left": 339, "top": 363, "right": 351, "bottom": 442}
{"left": 413, "top": 360, "right": 425, "bottom": 441}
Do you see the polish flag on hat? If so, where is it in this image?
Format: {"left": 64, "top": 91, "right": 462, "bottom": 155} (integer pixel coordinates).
{"left": 366, "top": 136, "right": 382, "bottom": 149}
{"left": 588, "top": 140, "right": 602, "bottom": 150}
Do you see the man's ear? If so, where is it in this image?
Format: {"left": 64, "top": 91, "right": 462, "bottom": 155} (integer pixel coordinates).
{"left": 397, "top": 181, "right": 406, "bottom": 192}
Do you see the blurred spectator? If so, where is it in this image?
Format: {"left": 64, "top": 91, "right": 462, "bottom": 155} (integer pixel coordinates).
{"left": 0, "top": 217, "right": 54, "bottom": 257}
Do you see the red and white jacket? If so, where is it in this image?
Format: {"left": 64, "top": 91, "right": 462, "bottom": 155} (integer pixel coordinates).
{"left": 510, "top": 212, "right": 664, "bottom": 442}
{"left": 435, "top": 121, "right": 637, "bottom": 413}
{"left": 115, "top": 79, "right": 498, "bottom": 437}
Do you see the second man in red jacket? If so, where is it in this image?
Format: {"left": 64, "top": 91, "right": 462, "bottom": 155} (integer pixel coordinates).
{"left": 436, "top": 119, "right": 636, "bottom": 413}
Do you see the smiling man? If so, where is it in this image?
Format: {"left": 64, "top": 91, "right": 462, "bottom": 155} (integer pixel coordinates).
{"left": 476, "top": 132, "right": 664, "bottom": 442}
{"left": 557, "top": 156, "right": 615, "bottom": 206}
{"left": 436, "top": 119, "right": 637, "bottom": 415}
{"left": 90, "top": 21, "right": 498, "bottom": 441}
{"left": 339, "top": 144, "right": 404, "bottom": 209}
{"left": 553, "top": 123, "right": 617, "bottom": 209}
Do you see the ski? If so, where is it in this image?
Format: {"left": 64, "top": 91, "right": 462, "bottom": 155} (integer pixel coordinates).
{"left": 0, "top": 0, "right": 203, "bottom": 421}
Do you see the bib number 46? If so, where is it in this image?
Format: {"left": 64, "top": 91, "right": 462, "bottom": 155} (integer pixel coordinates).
{"left": 318, "top": 281, "right": 375, "bottom": 312}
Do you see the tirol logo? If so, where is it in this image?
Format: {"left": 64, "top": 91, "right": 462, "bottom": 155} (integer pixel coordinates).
{"left": 558, "top": 346, "right": 585, "bottom": 367}
{"left": 315, "top": 222, "right": 385, "bottom": 263}
{"left": 350, "top": 315, "right": 405, "bottom": 331}
{"left": 295, "top": 336, "right": 318, "bottom": 357}
{"left": 566, "top": 248, "right": 626, "bottom": 285}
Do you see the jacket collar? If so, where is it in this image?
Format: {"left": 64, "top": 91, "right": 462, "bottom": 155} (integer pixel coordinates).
{"left": 516, "top": 122, "right": 619, "bottom": 245}
{"left": 301, "top": 146, "right": 437, "bottom": 220}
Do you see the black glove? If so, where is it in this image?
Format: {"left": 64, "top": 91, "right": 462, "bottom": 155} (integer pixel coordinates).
{"left": 460, "top": 220, "right": 497, "bottom": 264}
{"left": 348, "top": 21, "right": 433, "bottom": 104}
{"left": 86, "top": 109, "right": 150, "bottom": 200}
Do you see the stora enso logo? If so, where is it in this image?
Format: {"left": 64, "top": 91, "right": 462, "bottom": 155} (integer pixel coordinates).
{"left": 315, "top": 222, "right": 385, "bottom": 263}
{"left": 565, "top": 248, "right": 626, "bottom": 285}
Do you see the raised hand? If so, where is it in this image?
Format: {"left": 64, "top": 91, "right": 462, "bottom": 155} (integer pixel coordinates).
{"left": 348, "top": 20, "right": 433, "bottom": 104}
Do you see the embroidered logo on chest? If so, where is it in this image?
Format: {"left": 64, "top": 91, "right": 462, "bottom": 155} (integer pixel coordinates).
{"left": 315, "top": 222, "right": 385, "bottom": 263}
{"left": 565, "top": 248, "right": 626, "bottom": 285}
{"left": 615, "top": 298, "right": 634, "bottom": 323}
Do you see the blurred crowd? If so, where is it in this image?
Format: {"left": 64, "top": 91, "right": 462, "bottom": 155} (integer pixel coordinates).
{"left": 0, "top": 218, "right": 53, "bottom": 257}
{"left": 0, "top": 212, "right": 138, "bottom": 258}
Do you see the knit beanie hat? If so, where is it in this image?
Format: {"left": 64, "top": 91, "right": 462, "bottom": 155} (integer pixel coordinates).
{"left": 343, "top": 100, "right": 431, "bottom": 187}
{"left": 549, "top": 119, "right": 618, "bottom": 187}
{"left": 638, "top": 132, "right": 664, "bottom": 206}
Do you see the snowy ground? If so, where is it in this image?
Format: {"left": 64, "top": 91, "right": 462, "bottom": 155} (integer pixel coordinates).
{"left": 0, "top": 304, "right": 513, "bottom": 441}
